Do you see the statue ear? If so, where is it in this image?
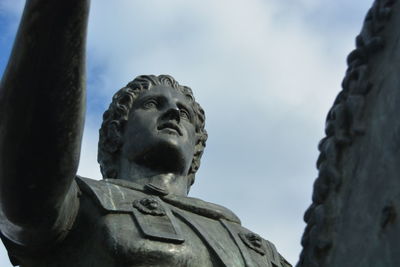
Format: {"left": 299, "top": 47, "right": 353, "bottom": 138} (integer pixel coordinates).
{"left": 99, "top": 120, "right": 126, "bottom": 179}
{"left": 187, "top": 132, "right": 207, "bottom": 188}
{"left": 104, "top": 120, "right": 124, "bottom": 154}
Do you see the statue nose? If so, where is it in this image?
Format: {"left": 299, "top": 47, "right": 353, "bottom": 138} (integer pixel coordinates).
{"left": 162, "top": 107, "right": 180, "bottom": 122}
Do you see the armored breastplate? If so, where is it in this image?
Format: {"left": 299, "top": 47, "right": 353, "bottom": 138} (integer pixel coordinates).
{"left": 76, "top": 176, "right": 286, "bottom": 267}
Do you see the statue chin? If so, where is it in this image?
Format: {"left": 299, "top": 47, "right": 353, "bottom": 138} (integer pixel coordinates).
{"left": 131, "top": 139, "right": 190, "bottom": 174}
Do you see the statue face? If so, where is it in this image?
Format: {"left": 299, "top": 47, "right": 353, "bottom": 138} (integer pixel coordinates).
{"left": 121, "top": 85, "right": 197, "bottom": 174}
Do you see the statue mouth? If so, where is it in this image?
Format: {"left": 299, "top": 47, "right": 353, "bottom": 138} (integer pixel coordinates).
{"left": 157, "top": 122, "right": 182, "bottom": 136}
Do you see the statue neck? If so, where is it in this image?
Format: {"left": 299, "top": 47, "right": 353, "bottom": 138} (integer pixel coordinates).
{"left": 117, "top": 158, "right": 189, "bottom": 196}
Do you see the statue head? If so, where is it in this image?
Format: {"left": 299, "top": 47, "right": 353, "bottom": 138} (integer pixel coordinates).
{"left": 98, "top": 75, "right": 208, "bottom": 191}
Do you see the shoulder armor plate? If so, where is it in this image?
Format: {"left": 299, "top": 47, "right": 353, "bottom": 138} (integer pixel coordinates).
{"left": 76, "top": 176, "right": 184, "bottom": 243}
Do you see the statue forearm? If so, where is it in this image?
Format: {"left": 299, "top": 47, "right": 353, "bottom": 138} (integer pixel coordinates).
{"left": 0, "top": 0, "right": 90, "bottom": 227}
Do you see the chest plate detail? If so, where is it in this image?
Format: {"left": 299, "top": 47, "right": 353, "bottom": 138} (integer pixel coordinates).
{"left": 239, "top": 232, "right": 266, "bottom": 256}
{"left": 133, "top": 197, "right": 166, "bottom": 216}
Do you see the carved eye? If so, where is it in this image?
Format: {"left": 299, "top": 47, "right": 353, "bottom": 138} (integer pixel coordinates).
{"left": 143, "top": 99, "right": 158, "bottom": 109}
{"left": 179, "top": 108, "right": 191, "bottom": 121}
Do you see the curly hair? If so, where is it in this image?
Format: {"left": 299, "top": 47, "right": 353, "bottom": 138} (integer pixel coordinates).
{"left": 98, "top": 75, "right": 208, "bottom": 191}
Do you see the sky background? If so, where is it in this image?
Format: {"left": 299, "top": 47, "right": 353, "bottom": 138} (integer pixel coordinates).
{"left": 0, "top": 0, "right": 374, "bottom": 265}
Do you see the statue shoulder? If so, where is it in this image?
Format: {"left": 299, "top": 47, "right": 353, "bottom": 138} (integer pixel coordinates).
{"left": 75, "top": 176, "right": 147, "bottom": 212}
{"left": 162, "top": 194, "right": 241, "bottom": 224}
{"left": 262, "top": 238, "right": 292, "bottom": 267}
{"left": 76, "top": 177, "right": 241, "bottom": 223}
{"left": 222, "top": 221, "right": 292, "bottom": 267}
{"left": 76, "top": 176, "right": 185, "bottom": 243}
{"left": 162, "top": 195, "right": 293, "bottom": 265}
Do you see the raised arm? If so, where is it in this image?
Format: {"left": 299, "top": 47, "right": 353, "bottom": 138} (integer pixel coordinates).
{"left": 0, "top": 0, "right": 90, "bottom": 235}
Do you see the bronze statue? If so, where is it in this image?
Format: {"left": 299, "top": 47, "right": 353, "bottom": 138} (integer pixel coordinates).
{"left": 0, "top": 1, "right": 290, "bottom": 266}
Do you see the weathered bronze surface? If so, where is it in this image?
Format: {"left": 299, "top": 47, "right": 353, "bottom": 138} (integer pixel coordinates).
{"left": 298, "top": 0, "right": 400, "bottom": 266}
{"left": 0, "top": 1, "right": 290, "bottom": 266}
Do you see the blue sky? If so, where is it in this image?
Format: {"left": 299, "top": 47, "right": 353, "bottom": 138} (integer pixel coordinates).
{"left": 0, "top": 0, "right": 374, "bottom": 265}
